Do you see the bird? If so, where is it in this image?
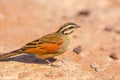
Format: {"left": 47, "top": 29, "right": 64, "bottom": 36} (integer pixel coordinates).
{"left": 0, "top": 22, "right": 80, "bottom": 66}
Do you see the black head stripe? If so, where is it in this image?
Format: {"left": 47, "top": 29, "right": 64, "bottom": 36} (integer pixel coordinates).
{"left": 61, "top": 26, "right": 74, "bottom": 34}
{"left": 57, "top": 22, "right": 77, "bottom": 32}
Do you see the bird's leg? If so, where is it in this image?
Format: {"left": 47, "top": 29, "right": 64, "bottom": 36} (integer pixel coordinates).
{"left": 45, "top": 58, "right": 60, "bottom": 67}
{"left": 45, "top": 59, "right": 55, "bottom": 67}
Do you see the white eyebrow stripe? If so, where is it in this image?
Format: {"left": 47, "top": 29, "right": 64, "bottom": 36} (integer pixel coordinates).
{"left": 60, "top": 25, "right": 75, "bottom": 33}
{"left": 61, "top": 27, "right": 75, "bottom": 35}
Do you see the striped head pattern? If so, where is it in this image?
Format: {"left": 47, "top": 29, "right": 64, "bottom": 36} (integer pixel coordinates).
{"left": 57, "top": 22, "right": 80, "bottom": 35}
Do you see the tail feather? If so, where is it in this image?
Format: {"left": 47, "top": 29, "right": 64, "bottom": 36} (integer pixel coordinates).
{"left": 0, "top": 49, "right": 23, "bottom": 60}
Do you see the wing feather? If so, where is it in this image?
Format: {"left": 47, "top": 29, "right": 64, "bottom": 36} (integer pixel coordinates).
{"left": 21, "top": 33, "right": 63, "bottom": 54}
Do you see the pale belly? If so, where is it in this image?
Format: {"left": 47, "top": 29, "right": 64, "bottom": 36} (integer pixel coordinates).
{"left": 58, "top": 35, "right": 72, "bottom": 54}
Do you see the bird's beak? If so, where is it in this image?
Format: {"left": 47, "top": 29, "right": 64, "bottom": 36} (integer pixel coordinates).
{"left": 77, "top": 25, "right": 81, "bottom": 28}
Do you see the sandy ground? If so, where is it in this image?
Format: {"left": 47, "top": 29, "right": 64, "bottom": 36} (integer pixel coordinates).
{"left": 0, "top": 0, "right": 120, "bottom": 80}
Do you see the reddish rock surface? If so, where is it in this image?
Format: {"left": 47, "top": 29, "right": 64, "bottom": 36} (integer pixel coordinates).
{"left": 0, "top": 0, "right": 120, "bottom": 80}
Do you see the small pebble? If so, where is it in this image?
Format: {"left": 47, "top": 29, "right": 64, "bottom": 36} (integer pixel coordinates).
{"left": 109, "top": 52, "right": 118, "bottom": 60}
{"left": 73, "top": 46, "right": 82, "bottom": 54}
{"left": 73, "top": 35, "right": 77, "bottom": 38}
{"left": 77, "top": 10, "right": 90, "bottom": 16}
{"left": 100, "top": 47, "right": 105, "bottom": 51}
{"left": 104, "top": 26, "right": 113, "bottom": 32}
{"left": 90, "top": 63, "right": 103, "bottom": 72}
{"left": 115, "top": 30, "right": 120, "bottom": 34}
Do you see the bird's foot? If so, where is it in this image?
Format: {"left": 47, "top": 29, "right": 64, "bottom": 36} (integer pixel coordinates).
{"left": 45, "top": 59, "right": 61, "bottom": 67}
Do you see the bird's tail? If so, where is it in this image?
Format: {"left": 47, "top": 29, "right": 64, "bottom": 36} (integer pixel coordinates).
{"left": 0, "top": 49, "right": 23, "bottom": 60}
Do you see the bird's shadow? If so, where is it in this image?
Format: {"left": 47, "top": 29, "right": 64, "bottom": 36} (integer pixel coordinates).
{"left": 0, "top": 54, "right": 56, "bottom": 64}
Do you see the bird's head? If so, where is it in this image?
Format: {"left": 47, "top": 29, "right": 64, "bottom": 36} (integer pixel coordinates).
{"left": 57, "top": 22, "right": 80, "bottom": 35}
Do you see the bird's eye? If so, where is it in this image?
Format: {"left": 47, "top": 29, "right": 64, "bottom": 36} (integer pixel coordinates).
{"left": 62, "top": 27, "right": 75, "bottom": 35}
